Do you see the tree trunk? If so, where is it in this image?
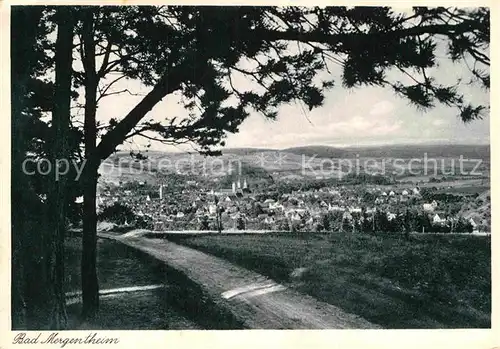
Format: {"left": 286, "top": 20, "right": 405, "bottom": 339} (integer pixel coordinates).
{"left": 81, "top": 167, "right": 99, "bottom": 320}
{"left": 46, "top": 6, "right": 75, "bottom": 329}
{"left": 11, "top": 6, "right": 73, "bottom": 330}
{"left": 11, "top": 7, "right": 40, "bottom": 328}
{"left": 81, "top": 8, "right": 100, "bottom": 321}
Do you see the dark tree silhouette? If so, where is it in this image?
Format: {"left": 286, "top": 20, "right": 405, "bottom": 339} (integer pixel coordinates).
{"left": 11, "top": 5, "right": 51, "bottom": 330}
{"left": 46, "top": 6, "right": 75, "bottom": 329}
{"left": 11, "top": 6, "right": 78, "bottom": 329}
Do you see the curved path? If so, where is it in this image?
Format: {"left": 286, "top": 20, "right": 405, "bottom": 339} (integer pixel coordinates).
{"left": 99, "top": 232, "right": 380, "bottom": 329}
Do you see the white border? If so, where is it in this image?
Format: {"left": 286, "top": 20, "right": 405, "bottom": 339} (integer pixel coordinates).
{"left": 0, "top": 2, "right": 497, "bottom": 348}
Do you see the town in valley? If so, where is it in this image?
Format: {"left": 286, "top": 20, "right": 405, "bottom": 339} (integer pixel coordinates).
{"left": 90, "top": 145, "right": 490, "bottom": 236}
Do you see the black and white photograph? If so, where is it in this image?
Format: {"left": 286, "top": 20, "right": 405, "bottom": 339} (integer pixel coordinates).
{"left": 8, "top": 3, "right": 492, "bottom": 334}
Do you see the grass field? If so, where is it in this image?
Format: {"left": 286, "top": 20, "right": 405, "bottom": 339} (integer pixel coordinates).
{"left": 436, "top": 185, "right": 490, "bottom": 195}
{"left": 171, "top": 232, "right": 491, "bottom": 329}
{"left": 64, "top": 237, "right": 202, "bottom": 329}
{"left": 64, "top": 237, "right": 244, "bottom": 330}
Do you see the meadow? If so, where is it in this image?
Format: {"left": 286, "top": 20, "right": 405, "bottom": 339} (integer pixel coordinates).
{"left": 170, "top": 232, "right": 491, "bottom": 328}
{"left": 64, "top": 237, "right": 243, "bottom": 329}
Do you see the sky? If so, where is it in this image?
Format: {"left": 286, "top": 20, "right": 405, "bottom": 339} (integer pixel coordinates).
{"left": 88, "top": 34, "right": 490, "bottom": 153}
{"left": 223, "top": 84, "right": 490, "bottom": 149}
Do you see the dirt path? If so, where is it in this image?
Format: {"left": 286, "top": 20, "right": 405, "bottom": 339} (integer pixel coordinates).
{"left": 99, "top": 232, "right": 380, "bottom": 329}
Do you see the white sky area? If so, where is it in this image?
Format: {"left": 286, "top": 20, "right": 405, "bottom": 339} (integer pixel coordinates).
{"left": 68, "top": 10, "right": 489, "bottom": 153}
{"left": 90, "top": 58, "right": 489, "bottom": 152}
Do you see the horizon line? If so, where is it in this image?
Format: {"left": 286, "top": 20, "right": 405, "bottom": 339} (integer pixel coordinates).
{"left": 117, "top": 141, "right": 491, "bottom": 154}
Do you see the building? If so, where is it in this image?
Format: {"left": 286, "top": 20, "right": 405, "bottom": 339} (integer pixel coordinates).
{"left": 208, "top": 204, "right": 217, "bottom": 215}
{"left": 212, "top": 177, "right": 250, "bottom": 197}
{"left": 342, "top": 211, "right": 353, "bottom": 221}
{"left": 328, "top": 204, "right": 343, "bottom": 211}
{"left": 290, "top": 212, "right": 302, "bottom": 222}
{"left": 423, "top": 200, "right": 438, "bottom": 212}
{"left": 269, "top": 201, "right": 285, "bottom": 211}
{"left": 433, "top": 214, "right": 447, "bottom": 225}
{"left": 264, "top": 216, "right": 276, "bottom": 224}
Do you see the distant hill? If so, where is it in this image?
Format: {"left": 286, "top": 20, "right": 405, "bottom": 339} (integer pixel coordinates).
{"left": 100, "top": 143, "right": 489, "bottom": 187}
{"left": 282, "top": 146, "right": 350, "bottom": 159}
{"left": 222, "top": 147, "right": 277, "bottom": 156}
{"left": 282, "top": 144, "right": 490, "bottom": 160}
{"left": 115, "top": 144, "right": 490, "bottom": 160}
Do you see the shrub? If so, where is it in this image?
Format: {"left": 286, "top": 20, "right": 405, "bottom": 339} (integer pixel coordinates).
{"left": 236, "top": 216, "right": 246, "bottom": 230}
{"left": 134, "top": 215, "right": 154, "bottom": 229}
{"left": 98, "top": 202, "right": 135, "bottom": 225}
{"left": 199, "top": 216, "right": 210, "bottom": 230}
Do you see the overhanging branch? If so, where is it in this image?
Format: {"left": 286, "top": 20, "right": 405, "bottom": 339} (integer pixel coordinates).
{"left": 94, "top": 66, "right": 187, "bottom": 163}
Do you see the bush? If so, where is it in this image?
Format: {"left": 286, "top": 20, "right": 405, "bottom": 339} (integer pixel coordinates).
{"left": 278, "top": 219, "right": 290, "bottom": 231}
{"left": 236, "top": 217, "right": 245, "bottom": 230}
{"left": 135, "top": 215, "right": 154, "bottom": 229}
{"left": 199, "top": 216, "right": 210, "bottom": 230}
{"left": 98, "top": 202, "right": 135, "bottom": 225}
{"left": 67, "top": 202, "right": 83, "bottom": 225}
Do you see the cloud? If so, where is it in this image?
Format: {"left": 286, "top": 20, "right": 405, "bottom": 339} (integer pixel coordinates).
{"left": 224, "top": 114, "right": 404, "bottom": 149}
{"left": 369, "top": 100, "right": 395, "bottom": 116}
{"left": 432, "top": 119, "right": 446, "bottom": 126}
{"left": 326, "top": 115, "right": 401, "bottom": 137}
